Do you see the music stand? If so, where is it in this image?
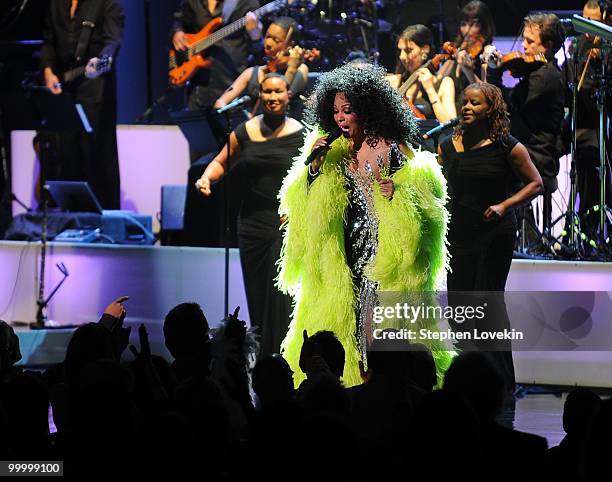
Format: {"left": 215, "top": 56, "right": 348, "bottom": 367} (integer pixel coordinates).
{"left": 171, "top": 109, "right": 218, "bottom": 163}
{"left": 27, "top": 90, "right": 92, "bottom": 329}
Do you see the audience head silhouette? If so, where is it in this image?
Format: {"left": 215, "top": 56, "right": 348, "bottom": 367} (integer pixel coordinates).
{"left": 299, "top": 330, "right": 345, "bottom": 379}
{"left": 163, "top": 302, "right": 210, "bottom": 360}
{"left": 443, "top": 351, "right": 505, "bottom": 422}
{"left": 252, "top": 354, "right": 294, "bottom": 407}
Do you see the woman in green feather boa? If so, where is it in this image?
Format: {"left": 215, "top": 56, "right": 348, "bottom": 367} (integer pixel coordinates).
{"left": 277, "top": 63, "right": 453, "bottom": 387}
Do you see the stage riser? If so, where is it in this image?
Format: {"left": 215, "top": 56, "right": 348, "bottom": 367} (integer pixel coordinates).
{"left": 2, "top": 241, "right": 611, "bottom": 387}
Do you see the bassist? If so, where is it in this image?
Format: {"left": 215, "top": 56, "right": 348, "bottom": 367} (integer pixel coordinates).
{"left": 172, "top": 0, "right": 263, "bottom": 109}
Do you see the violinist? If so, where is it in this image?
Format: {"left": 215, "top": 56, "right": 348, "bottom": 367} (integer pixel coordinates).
{"left": 485, "top": 13, "right": 565, "bottom": 237}
{"left": 439, "top": 0, "right": 495, "bottom": 108}
{"left": 389, "top": 24, "right": 457, "bottom": 123}
{"left": 560, "top": 0, "right": 612, "bottom": 243}
{"left": 214, "top": 17, "right": 309, "bottom": 114}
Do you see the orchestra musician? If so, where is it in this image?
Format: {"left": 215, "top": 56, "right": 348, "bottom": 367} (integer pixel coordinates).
{"left": 388, "top": 24, "right": 457, "bottom": 123}
{"left": 213, "top": 16, "right": 309, "bottom": 115}
{"left": 172, "top": 0, "right": 263, "bottom": 110}
{"left": 438, "top": 0, "right": 495, "bottom": 109}
{"left": 485, "top": 13, "right": 565, "bottom": 240}
{"left": 561, "top": 0, "right": 612, "bottom": 246}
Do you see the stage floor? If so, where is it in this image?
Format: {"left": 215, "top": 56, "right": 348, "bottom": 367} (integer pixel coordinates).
{"left": 1, "top": 240, "right": 610, "bottom": 387}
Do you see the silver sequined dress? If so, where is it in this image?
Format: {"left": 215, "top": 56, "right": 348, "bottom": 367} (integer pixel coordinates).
{"left": 344, "top": 143, "right": 403, "bottom": 362}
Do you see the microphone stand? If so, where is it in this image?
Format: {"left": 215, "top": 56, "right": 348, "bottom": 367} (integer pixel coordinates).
{"left": 31, "top": 169, "right": 70, "bottom": 329}
{"left": 555, "top": 37, "right": 584, "bottom": 257}
{"left": 370, "top": 0, "right": 380, "bottom": 65}
{"left": 221, "top": 112, "right": 231, "bottom": 316}
{"left": 135, "top": 87, "right": 172, "bottom": 124}
{"left": 214, "top": 98, "right": 250, "bottom": 315}
{"left": 594, "top": 44, "right": 612, "bottom": 254}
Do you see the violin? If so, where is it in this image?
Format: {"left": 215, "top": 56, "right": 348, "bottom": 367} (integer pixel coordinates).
{"left": 398, "top": 42, "right": 458, "bottom": 119}
{"left": 499, "top": 51, "right": 547, "bottom": 78}
{"left": 435, "top": 33, "right": 486, "bottom": 84}
{"left": 266, "top": 47, "right": 321, "bottom": 73}
{"left": 458, "top": 33, "right": 486, "bottom": 60}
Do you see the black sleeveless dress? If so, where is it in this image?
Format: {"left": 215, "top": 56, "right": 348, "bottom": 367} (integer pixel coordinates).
{"left": 439, "top": 134, "right": 520, "bottom": 391}
{"left": 440, "top": 134, "right": 519, "bottom": 291}
{"left": 234, "top": 122, "right": 303, "bottom": 356}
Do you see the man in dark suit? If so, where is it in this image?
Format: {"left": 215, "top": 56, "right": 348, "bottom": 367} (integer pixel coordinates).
{"left": 487, "top": 13, "right": 565, "bottom": 240}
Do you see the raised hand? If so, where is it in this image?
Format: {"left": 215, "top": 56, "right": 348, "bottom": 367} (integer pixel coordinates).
{"left": 129, "top": 323, "right": 151, "bottom": 359}
{"left": 287, "top": 46, "right": 304, "bottom": 70}
{"left": 245, "top": 11, "right": 262, "bottom": 40}
{"left": 417, "top": 67, "right": 435, "bottom": 90}
{"left": 104, "top": 295, "right": 129, "bottom": 319}
{"left": 310, "top": 135, "right": 332, "bottom": 172}
{"left": 481, "top": 45, "right": 502, "bottom": 68}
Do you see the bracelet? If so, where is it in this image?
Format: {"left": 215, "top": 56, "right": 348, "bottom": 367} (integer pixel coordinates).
{"left": 308, "top": 164, "right": 320, "bottom": 176}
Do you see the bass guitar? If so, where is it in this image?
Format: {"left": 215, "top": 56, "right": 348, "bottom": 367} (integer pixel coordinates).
{"left": 169, "top": 0, "right": 286, "bottom": 87}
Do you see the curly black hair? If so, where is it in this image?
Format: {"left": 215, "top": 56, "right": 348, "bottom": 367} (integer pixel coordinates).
{"left": 304, "top": 63, "right": 418, "bottom": 146}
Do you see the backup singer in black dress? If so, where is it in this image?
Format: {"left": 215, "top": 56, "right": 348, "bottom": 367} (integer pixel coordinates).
{"left": 195, "top": 73, "right": 303, "bottom": 356}
{"left": 438, "top": 83, "right": 542, "bottom": 390}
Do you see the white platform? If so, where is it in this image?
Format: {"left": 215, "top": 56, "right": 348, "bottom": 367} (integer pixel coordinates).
{"left": 1, "top": 241, "right": 248, "bottom": 364}
{"left": 1, "top": 241, "right": 611, "bottom": 387}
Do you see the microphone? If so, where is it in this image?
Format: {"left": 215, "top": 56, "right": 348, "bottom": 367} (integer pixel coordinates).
{"left": 216, "top": 95, "right": 251, "bottom": 115}
{"left": 422, "top": 117, "right": 462, "bottom": 140}
{"left": 304, "top": 129, "right": 342, "bottom": 165}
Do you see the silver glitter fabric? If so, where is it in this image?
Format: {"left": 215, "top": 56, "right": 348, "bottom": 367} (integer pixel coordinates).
{"left": 345, "top": 143, "right": 401, "bottom": 363}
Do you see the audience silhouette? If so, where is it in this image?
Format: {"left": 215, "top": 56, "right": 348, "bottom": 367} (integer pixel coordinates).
{"left": 1, "top": 303, "right": 609, "bottom": 480}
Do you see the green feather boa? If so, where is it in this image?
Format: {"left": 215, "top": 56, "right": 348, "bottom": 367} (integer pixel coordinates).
{"left": 277, "top": 128, "right": 453, "bottom": 387}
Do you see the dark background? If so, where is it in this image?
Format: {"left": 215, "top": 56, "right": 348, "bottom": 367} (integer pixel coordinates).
{"left": 0, "top": 0, "right": 584, "bottom": 236}
{"left": 0, "top": 0, "right": 584, "bottom": 124}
